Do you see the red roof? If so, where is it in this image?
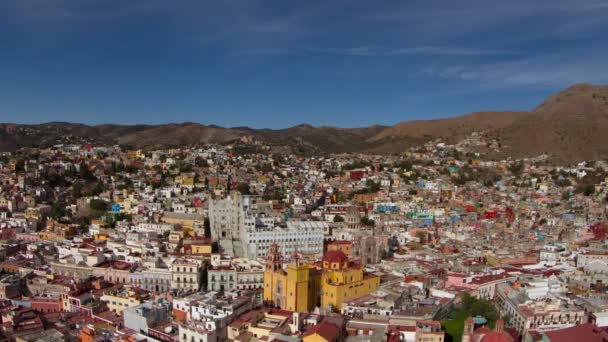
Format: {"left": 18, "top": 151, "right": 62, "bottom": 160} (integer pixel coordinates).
{"left": 329, "top": 240, "right": 352, "bottom": 246}
{"left": 322, "top": 250, "right": 348, "bottom": 264}
{"left": 544, "top": 323, "right": 608, "bottom": 342}
{"left": 303, "top": 322, "right": 340, "bottom": 342}
{"left": 480, "top": 331, "right": 513, "bottom": 342}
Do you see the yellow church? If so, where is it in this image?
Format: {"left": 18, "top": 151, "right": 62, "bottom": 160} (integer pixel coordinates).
{"left": 320, "top": 250, "right": 380, "bottom": 311}
{"left": 263, "top": 243, "right": 380, "bottom": 313}
{"left": 263, "top": 243, "right": 322, "bottom": 312}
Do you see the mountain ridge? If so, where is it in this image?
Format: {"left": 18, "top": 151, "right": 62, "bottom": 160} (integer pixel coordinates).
{"left": 2, "top": 83, "right": 608, "bottom": 163}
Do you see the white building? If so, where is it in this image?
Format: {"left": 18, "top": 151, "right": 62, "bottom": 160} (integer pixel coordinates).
{"left": 133, "top": 222, "right": 173, "bottom": 234}
{"left": 174, "top": 292, "right": 253, "bottom": 342}
{"left": 178, "top": 323, "right": 217, "bottom": 342}
{"left": 577, "top": 250, "right": 608, "bottom": 268}
{"left": 232, "top": 258, "right": 264, "bottom": 291}
{"left": 171, "top": 258, "right": 204, "bottom": 292}
{"left": 241, "top": 220, "right": 325, "bottom": 260}
{"left": 208, "top": 192, "right": 244, "bottom": 240}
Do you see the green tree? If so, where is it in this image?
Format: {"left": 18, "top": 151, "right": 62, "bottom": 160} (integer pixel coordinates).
{"left": 237, "top": 182, "right": 251, "bottom": 195}
{"left": 89, "top": 199, "right": 109, "bottom": 212}
{"left": 87, "top": 182, "right": 105, "bottom": 196}
{"left": 49, "top": 201, "right": 68, "bottom": 220}
{"left": 195, "top": 157, "right": 209, "bottom": 167}
{"left": 71, "top": 182, "right": 83, "bottom": 200}
{"left": 442, "top": 294, "right": 500, "bottom": 342}
{"left": 416, "top": 231, "right": 426, "bottom": 244}
{"left": 360, "top": 216, "right": 375, "bottom": 226}
{"left": 79, "top": 162, "right": 97, "bottom": 181}
{"left": 508, "top": 160, "right": 524, "bottom": 176}
{"left": 204, "top": 217, "right": 211, "bottom": 238}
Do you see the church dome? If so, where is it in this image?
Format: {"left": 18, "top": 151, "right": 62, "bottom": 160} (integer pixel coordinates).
{"left": 480, "top": 331, "right": 513, "bottom": 342}
{"left": 322, "top": 250, "right": 349, "bottom": 270}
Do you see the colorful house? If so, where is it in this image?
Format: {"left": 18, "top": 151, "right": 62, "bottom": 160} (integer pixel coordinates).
{"left": 264, "top": 245, "right": 380, "bottom": 313}
{"left": 320, "top": 250, "right": 380, "bottom": 312}
{"left": 303, "top": 322, "right": 341, "bottom": 342}
{"left": 263, "top": 243, "right": 322, "bottom": 313}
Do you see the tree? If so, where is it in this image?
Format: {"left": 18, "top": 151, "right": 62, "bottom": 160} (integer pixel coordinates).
{"left": 179, "top": 163, "right": 193, "bottom": 173}
{"left": 442, "top": 293, "right": 501, "bottom": 342}
{"left": 271, "top": 188, "right": 284, "bottom": 201}
{"left": 237, "top": 182, "right": 251, "bottom": 195}
{"left": 79, "top": 162, "right": 97, "bottom": 181}
{"left": 71, "top": 182, "right": 83, "bottom": 200}
{"left": 386, "top": 236, "right": 400, "bottom": 258}
{"left": 366, "top": 180, "right": 381, "bottom": 192}
{"left": 460, "top": 293, "right": 499, "bottom": 324}
{"left": 89, "top": 199, "right": 109, "bottom": 212}
{"left": 360, "top": 216, "right": 375, "bottom": 226}
{"left": 333, "top": 215, "right": 345, "bottom": 223}
{"left": 204, "top": 217, "right": 211, "bottom": 238}
{"left": 49, "top": 201, "right": 68, "bottom": 220}
{"left": 508, "top": 160, "right": 524, "bottom": 176}
{"left": 195, "top": 157, "right": 209, "bottom": 167}
{"left": 117, "top": 178, "right": 133, "bottom": 190}
{"left": 87, "top": 182, "right": 105, "bottom": 196}
{"left": 416, "top": 231, "right": 427, "bottom": 244}
{"left": 502, "top": 313, "right": 512, "bottom": 328}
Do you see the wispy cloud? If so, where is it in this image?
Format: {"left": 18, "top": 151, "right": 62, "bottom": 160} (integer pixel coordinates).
{"left": 3, "top": 0, "right": 608, "bottom": 87}
{"left": 241, "top": 45, "right": 518, "bottom": 57}
{"left": 4, "top": 0, "right": 608, "bottom": 50}
{"left": 423, "top": 54, "right": 608, "bottom": 87}
{"left": 307, "top": 46, "right": 517, "bottom": 57}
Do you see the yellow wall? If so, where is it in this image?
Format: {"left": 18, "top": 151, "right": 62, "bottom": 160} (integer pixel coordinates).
{"left": 101, "top": 294, "right": 141, "bottom": 314}
{"left": 321, "top": 269, "right": 379, "bottom": 311}
{"left": 303, "top": 334, "right": 331, "bottom": 342}
{"left": 191, "top": 244, "right": 212, "bottom": 255}
{"left": 169, "top": 232, "right": 183, "bottom": 244}
{"left": 94, "top": 234, "right": 110, "bottom": 241}
{"left": 162, "top": 217, "right": 198, "bottom": 229}
{"left": 264, "top": 257, "right": 379, "bottom": 313}
{"left": 264, "top": 264, "right": 320, "bottom": 313}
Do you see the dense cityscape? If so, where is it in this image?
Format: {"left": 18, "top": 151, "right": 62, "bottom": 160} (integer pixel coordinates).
{"left": 3, "top": 1, "right": 608, "bottom": 341}
{"left": 1, "top": 131, "right": 608, "bottom": 342}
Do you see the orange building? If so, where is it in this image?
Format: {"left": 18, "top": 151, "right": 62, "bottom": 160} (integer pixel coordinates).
{"left": 326, "top": 240, "right": 353, "bottom": 258}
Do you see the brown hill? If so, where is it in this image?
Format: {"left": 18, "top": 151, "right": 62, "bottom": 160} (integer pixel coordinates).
{"left": 251, "top": 124, "right": 387, "bottom": 154}
{"left": 102, "top": 123, "right": 242, "bottom": 149}
{"left": 369, "top": 111, "right": 529, "bottom": 143}
{"left": 364, "top": 83, "right": 608, "bottom": 162}
{"left": 1, "top": 83, "right": 608, "bottom": 162}
{"left": 0, "top": 122, "right": 240, "bottom": 151}
{"left": 494, "top": 83, "right": 608, "bottom": 162}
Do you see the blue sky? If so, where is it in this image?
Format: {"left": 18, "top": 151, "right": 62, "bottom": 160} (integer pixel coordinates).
{"left": 1, "top": 0, "right": 608, "bottom": 128}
